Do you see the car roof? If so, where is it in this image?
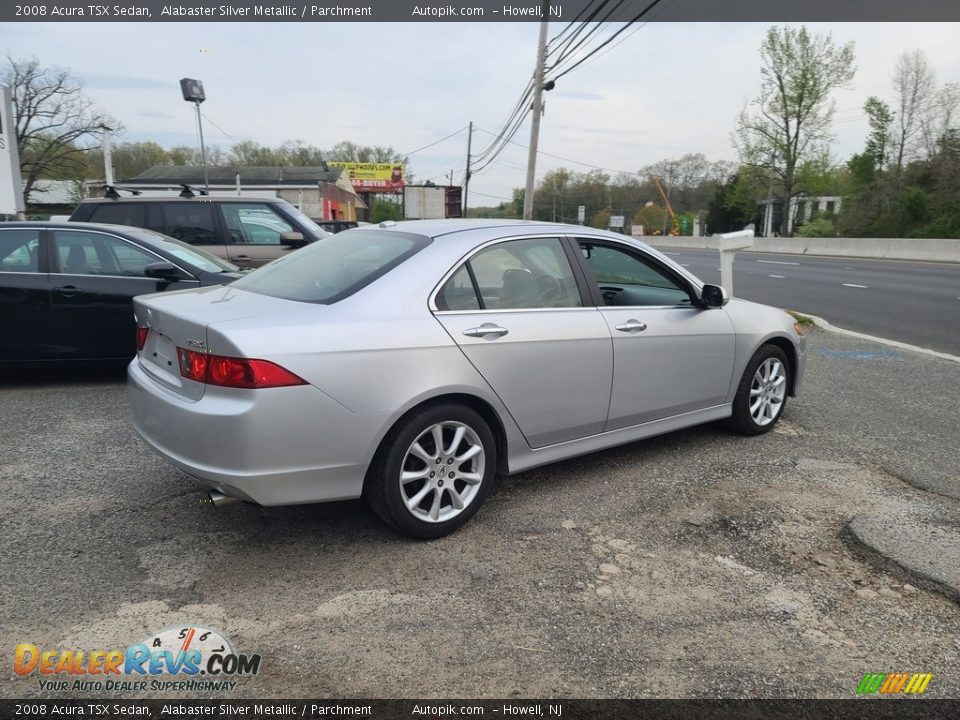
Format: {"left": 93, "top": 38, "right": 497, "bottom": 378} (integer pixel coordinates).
{"left": 370, "top": 218, "right": 621, "bottom": 239}
{"left": 76, "top": 195, "right": 287, "bottom": 204}
{"left": 1, "top": 221, "right": 181, "bottom": 243}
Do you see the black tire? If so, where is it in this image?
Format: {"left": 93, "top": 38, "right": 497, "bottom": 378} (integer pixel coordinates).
{"left": 365, "top": 403, "right": 498, "bottom": 539}
{"left": 726, "top": 344, "right": 790, "bottom": 436}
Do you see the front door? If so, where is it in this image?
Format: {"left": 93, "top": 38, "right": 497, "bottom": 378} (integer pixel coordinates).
{"left": 575, "top": 239, "right": 736, "bottom": 430}
{"left": 433, "top": 236, "right": 612, "bottom": 448}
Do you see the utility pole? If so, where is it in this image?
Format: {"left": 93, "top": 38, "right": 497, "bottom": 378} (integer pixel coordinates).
{"left": 463, "top": 120, "right": 473, "bottom": 216}
{"left": 195, "top": 100, "right": 209, "bottom": 192}
{"left": 100, "top": 124, "right": 115, "bottom": 187}
{"left": 522, "top": 1, "right": 550, "bottom": 221}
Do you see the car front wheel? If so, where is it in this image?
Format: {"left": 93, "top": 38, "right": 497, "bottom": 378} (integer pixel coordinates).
{"left": 365, "top": 403, "right": 497, "bottom": 539}
{"left": 727, "top": 344, "right": 790, "bottom": 435}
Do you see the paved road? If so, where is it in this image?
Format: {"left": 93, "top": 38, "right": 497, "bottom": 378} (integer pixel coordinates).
{"left": 2, "top": 330, "right": 959, "bottom": 699}
{"left": 655, "top": 248, "right": 960, "bottom": 355}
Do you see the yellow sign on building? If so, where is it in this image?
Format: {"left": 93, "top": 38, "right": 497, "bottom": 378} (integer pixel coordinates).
{"left": 328, "top": 162, "right": 404, "bottom": 192}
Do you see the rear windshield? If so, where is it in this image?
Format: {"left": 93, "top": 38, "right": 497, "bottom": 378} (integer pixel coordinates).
{"left": 232, "top": 229, "right": 430, "bottom": 304}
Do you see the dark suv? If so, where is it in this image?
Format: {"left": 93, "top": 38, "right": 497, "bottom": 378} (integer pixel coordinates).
{"left": 70, "top": 196, "right": 330, "bottom": 268}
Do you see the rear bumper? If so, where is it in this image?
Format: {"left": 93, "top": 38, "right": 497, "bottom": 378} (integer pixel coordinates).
{"left": 128, "top": 359, "right": 388, "bottom": 505}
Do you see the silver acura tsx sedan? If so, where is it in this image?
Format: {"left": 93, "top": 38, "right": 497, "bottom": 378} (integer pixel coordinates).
{"left": 129, "top": 219, "right": 806, "bottom": 538}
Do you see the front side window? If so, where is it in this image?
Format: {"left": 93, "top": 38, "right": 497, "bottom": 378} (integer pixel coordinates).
{"left": 53, "top": 231, "right": 159, "bottom": 277}
{"left": 438, "top": 237, "right": 582, "bottom": 311}
{"left": 220, "top": 203, "right": 294, "bottom": 246}
{"left": 579, "top": 241, "right": 691, "bottom": 307}
{"left": 233, "top": 230, "right": 430, "bottom": 304}
{"left": 0, "top": 229, "right": 41, "bottom": 273}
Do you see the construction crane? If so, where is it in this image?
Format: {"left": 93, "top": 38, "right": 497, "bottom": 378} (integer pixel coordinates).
{"left": 652, "top": 176, "right": 681, "bottom": 236}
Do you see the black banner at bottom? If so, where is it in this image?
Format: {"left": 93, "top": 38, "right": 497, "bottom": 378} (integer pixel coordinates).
{"left": 3, "top": 699, "right": 960, "bottom": 720}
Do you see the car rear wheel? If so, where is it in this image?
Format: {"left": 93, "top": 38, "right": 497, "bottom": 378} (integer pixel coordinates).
{"left": 727, "top": 344, "right": 790, "bottom": 435}
{"left": 365, "top": 403, "right": 497, "bottom": 539}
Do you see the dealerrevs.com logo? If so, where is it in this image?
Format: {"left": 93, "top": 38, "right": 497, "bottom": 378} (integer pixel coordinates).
{"left": 14, "top": 626, "right": 261, "bottom": 693}
{"left": 857, "top": 672, "right": 933, "bottom": 696}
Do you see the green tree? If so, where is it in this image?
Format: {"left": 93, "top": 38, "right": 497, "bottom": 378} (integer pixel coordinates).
{"left": 371, "top": 199, "right": 402, "bottom": 223}
{"left": 735, "top": 26, "right": 855, "bottom": 236}
{"left": 863, "top": 97, "right": 894, "bottom": 172}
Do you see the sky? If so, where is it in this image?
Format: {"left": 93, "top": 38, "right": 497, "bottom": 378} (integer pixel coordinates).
{"left": 5, "top": 21, "right": 960, "bottom": 206}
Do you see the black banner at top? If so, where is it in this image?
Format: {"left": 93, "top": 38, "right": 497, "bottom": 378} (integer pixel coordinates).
{"left": 2, "top": 0, "right": 960, "bottom": 23}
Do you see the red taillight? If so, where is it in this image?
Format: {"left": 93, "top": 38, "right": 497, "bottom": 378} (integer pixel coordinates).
{"left": 176, "top": 347, "right": 305, "bottom": 389}
{"left": 136, "top": 326, "right": 150, "bottom": 352}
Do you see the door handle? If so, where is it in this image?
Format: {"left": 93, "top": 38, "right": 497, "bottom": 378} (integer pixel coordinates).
{"left": 615, "top": 319, "right": 647, "bottom": 334}
{"left": 53, "top": 285, "right": 84, "bottom": 297}
{"left": 232, "top": 254, "right": 251, "bottom": 260}
{"left": 463, "top": 323, "right": 509, "bottom": 339}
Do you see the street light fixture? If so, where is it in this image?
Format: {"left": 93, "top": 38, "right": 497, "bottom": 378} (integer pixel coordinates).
{"left": 179, "top": 78, "right": 209, "bottom": 192}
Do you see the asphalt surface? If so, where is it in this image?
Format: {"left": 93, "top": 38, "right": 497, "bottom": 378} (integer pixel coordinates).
{"left": 655, "top": 248, "right": 960, "bottom": 355}
{"left": 2, "top": 329, "right": 959, "bottom": 699}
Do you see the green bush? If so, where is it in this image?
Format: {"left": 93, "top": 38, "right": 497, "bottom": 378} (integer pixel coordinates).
{"left": 796, "top": 215, "right": 837, "bottom": 237}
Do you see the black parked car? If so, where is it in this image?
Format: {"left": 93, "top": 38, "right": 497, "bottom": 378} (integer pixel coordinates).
{"left": 0, "top": 222, "right": 243, "bottom": 365}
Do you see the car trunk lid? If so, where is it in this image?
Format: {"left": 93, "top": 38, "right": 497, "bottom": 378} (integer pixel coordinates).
{"left": 133, "top": 285, "right": 305, "bottom": 400}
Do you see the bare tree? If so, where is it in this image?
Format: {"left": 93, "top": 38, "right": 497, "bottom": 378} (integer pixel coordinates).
{"left": 891, "top": 50, "right": 936, "bottom": 171}
{"left": 920, "top": 81, "right": 960, "bottom": 159}
{"left": 4, "top": 57, "right": 116, "bottom": 206}
{"left": 735, "top": 26, "right": 855, "bottom": 236}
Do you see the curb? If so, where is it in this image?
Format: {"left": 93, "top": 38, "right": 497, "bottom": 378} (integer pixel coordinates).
{"left": 798, "top": 312, "right": 960, "bottom": 364}
{"left": 844, "top": 514, "right": 960, "bottom": 604}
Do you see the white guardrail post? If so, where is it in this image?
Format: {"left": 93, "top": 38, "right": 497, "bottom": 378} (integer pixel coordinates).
{"left": 713, "top": 230, "right": 755, "bottom": 296}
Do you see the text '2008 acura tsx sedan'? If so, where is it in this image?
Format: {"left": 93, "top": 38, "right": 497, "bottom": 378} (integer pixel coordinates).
{"left": 129, "top": 219, "right": 807, "bottom": 538}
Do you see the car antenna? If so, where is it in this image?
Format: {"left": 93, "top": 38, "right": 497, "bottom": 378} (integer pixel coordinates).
{"left": 102, "top": 184, "right": 143, "bottom": 199}
{"left": 179, "top": 183, "right": 210, "bottom": 198}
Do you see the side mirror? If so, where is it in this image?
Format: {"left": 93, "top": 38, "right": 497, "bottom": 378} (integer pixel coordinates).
{"left": 280, "top": 231, "right": 307, "bottom": 248}
{"left": 144, "top": 261, "right": 181, "bottom": 280}
{"left": 700, "top": 284, "right": 728, "bottom": 308}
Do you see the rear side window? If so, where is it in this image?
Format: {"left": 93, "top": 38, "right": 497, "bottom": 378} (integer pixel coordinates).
{"left": 437, "top": 237, "right": 583, "bottom": 311}
{"left": 87, "top": 203, "right": 146, "bottom": 228}
{"left": 159, "top": 204, "right": 219, "bottom": 245}
{"left": 233, "top": 230, "right": 430, "bottom": 304}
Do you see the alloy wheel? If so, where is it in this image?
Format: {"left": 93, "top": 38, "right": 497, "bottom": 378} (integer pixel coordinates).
{"left": 399, "top": 421, "right": 485, "bottom": 523}
{"left": 749, "top": 357, "right": 786, "bottom": 426}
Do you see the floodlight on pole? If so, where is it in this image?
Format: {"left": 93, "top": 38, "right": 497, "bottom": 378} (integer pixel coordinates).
{"left": 180, "top": 78, "right": 209, "bottom": 192}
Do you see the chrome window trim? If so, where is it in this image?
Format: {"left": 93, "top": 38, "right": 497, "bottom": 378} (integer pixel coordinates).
{"left": 49, "top": 227, "right": 198, "bottom": 280}
{"left": 428, "top": 233, "right": 587, "bottom": 313}
{"left": 433, "top": 306, "right": 602, "bottom": 316}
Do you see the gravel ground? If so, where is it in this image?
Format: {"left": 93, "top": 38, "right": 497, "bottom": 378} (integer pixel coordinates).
{"left": 1, "top": 327, "right": 958, "bottom": 699}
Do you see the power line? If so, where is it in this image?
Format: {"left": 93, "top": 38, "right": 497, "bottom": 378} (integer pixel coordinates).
{"left": 553, "top": 0, "right": 666, "bottom": 82}
{"left": 401, "top": 126, "right": 468, "bottom": 157}
{"left": 199, "top": 112, "right": 240, "bottom": 144}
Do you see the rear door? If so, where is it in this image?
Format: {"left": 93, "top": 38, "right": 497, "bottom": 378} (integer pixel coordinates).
{"left": 0, "top": 227, "right": 54, "bottom": 362}
{"left": 574, "top": 238, "right": 736, "bottom": 430}
{"left": 49, "top": 229, "right": 198, "bottom": 360}
{"left": 433, "top": 236, "right": 613, "bottom": 448}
